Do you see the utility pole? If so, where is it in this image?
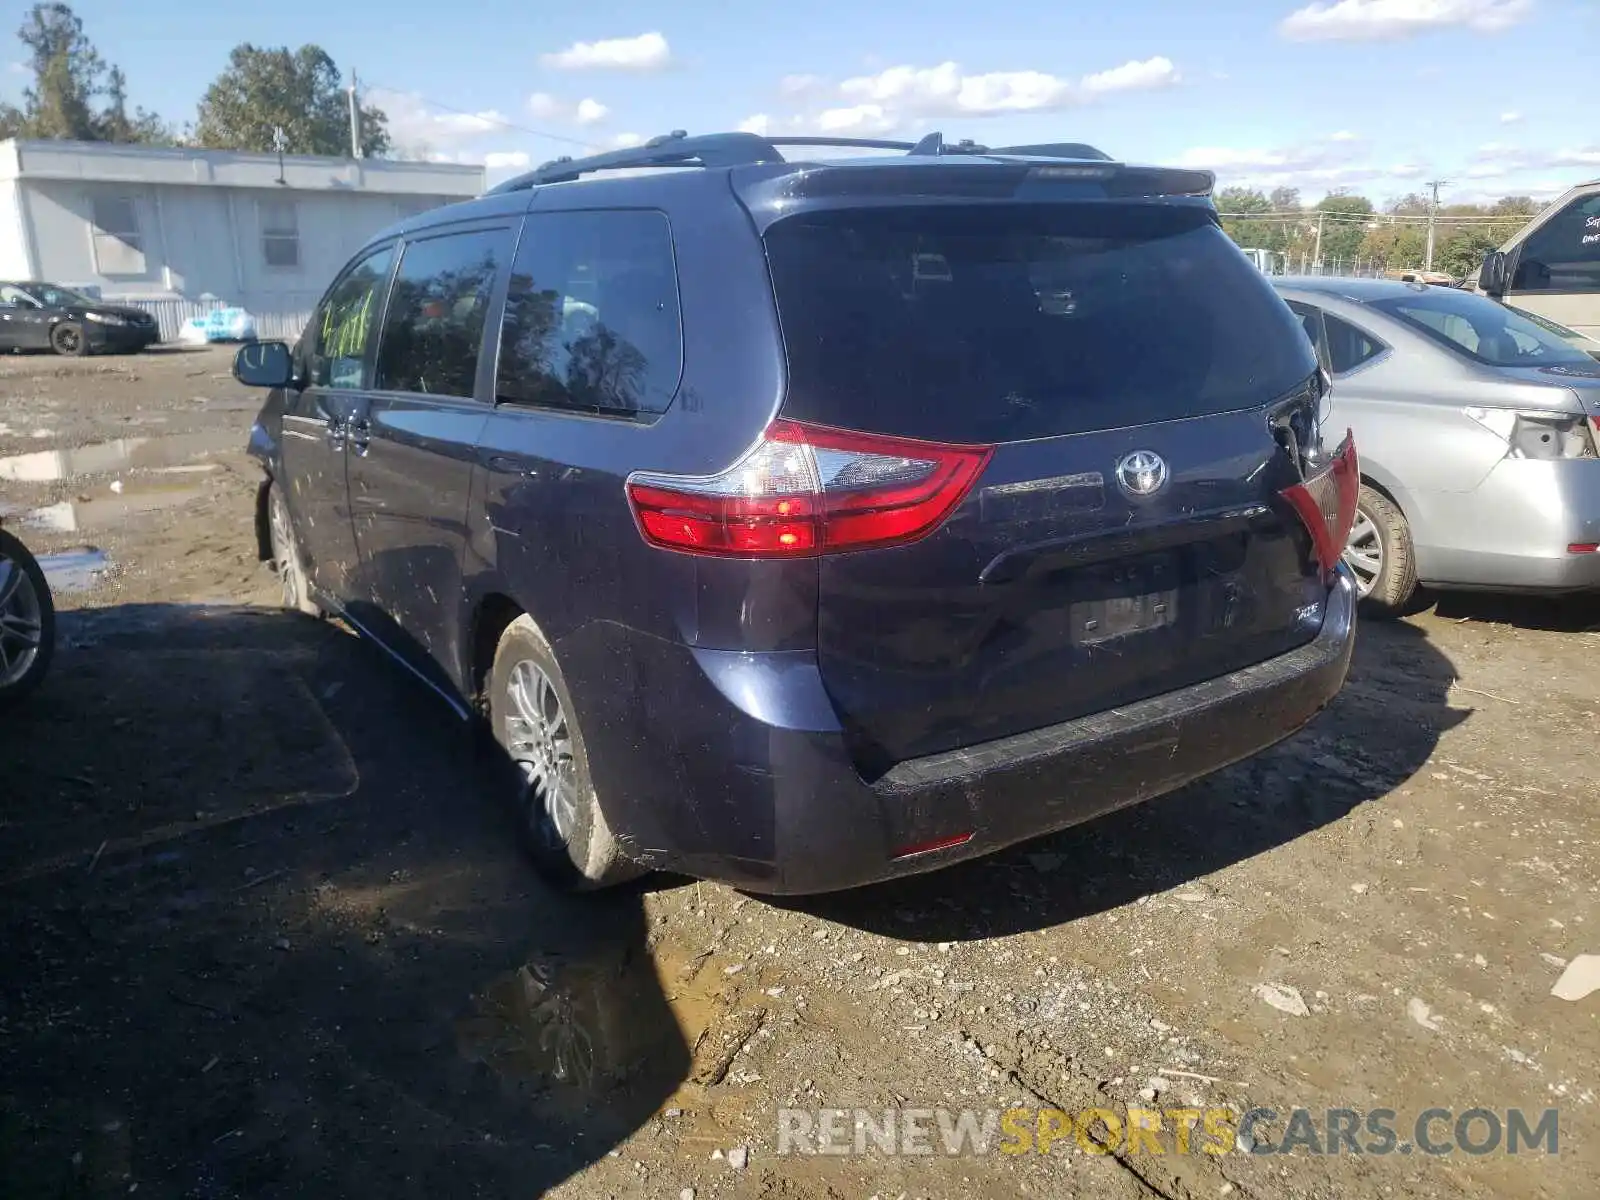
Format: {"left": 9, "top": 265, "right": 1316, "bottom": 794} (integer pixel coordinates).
{"left": 1424, "top": 179, "right": 1449, "bottom": 271}
{"left": 1313, "top": 211, "right": 1325, "bottom": 273}
{"left": 348, "top": 67, "right": 362, "bottom": 159}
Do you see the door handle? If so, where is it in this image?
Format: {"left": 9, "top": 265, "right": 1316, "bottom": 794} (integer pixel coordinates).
{"left": 347, "top": 417, "right": 371, "bottom": 457}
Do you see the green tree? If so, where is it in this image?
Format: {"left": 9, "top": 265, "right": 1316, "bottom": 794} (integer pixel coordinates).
{"left": 1268, "top": 185, "right": 1301, "bottom": 213}
{"left": 96, "top": 65, "right": 172, "bottom": 143}
{"left": 1360, "top": 221, "right": 1426, "bottom": 270}
{"left": 3, "top": 3, "right": 168, "bottom": 143}
{"left": 1314, "top": 191, "right": 1375, "bottom": 263}
{"left": 16, "top": 1, "right": 100, "bottom": 139}
{"left": 194, "top": 44, "right": 389, "bottom": 157}
{"left": 1216, "top": 186, "right": 1274, "bottom": 249}
{"left": 1435, "top": 229, "right": 1502, "bottom": 279}
{"left": 1489, "top": 195, "right": 1540, "bottom": 218}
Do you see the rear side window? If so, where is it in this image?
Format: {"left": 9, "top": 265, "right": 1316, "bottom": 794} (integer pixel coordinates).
{"left": 1323, "top": 313, "right": 1383, "bottom": 374}
{"left": 764, "top": 204, "right": 1316, "bottom": 443}
{"left": 309, "top": 246, "right": 393, "bottom": 390}
{"left": 496, "top": 210, "right": 683, "bottom": 417}
{"left": 375, "top": 228, "right": 510, "bottom": 398}
{"left": 1371, "top": 288, "right": 1592, "bottom": 368}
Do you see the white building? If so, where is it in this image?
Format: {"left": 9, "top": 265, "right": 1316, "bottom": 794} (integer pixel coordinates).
{"left": 0, "top": 138, "right": 484, "bottom": 341}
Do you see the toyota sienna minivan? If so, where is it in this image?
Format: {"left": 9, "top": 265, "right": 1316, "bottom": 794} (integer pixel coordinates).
{"left": 235, "top": 130, "right": 1359, "bottom": 893}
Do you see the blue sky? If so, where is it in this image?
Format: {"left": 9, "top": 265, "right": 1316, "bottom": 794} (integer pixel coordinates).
{"left": 3, "top": 0, "right": 1596, "bottom": 203}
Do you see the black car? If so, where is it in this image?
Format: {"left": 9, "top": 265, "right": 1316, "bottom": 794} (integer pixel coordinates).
{"left": 234, "top": 130, "right": 1360, "bottom": 894}
{"left": 0, "top": 281, "right": 160, "bottom": 355}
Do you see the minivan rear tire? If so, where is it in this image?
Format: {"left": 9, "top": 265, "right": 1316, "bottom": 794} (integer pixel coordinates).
{"left": 1348, "top": 485, "right": 1418, "bottom": 618}
{"left": 489, "top": 614, "right": 644, "bottom": 891}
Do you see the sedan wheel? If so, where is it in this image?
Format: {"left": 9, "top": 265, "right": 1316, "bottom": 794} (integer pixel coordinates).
{"left": 50, "top": 323, "right": 87, "bottom": 356}
{"left": 0, "top": 529, "right": 55, "bottom": 707}
{"left": 1342, "top": 509, "right": 1383, "bottom": 599}
{"left": 1344, "top": 485, "right": 1419, "bottom": 617}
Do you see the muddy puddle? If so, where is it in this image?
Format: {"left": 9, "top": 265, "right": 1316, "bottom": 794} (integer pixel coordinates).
{"left": 455, "top": 942, "right": 739, "bottom": 1124}
{"left": 36, "top": 548, "right": 111, "bottom": 593}
{"left": 0, "top": 429, "right": 239, "bottom": 483}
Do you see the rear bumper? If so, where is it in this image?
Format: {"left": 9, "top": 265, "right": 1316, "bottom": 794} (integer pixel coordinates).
{"left": 565, "top": 570, "right": 1357, "bottom": 895}
{"left": 1418, "top": 459, "right": 1600, "bottom": 592}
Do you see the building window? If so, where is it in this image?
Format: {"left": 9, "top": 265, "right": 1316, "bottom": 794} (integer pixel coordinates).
{"left": 260, "top": 199, "right": 300, "bottom": 269}
{"left": 90, "top": 195, "right": 146, "bottom": 276}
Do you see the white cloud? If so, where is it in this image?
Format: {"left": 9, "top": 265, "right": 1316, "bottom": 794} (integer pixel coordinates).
{"left": 738, "top": 114, "right": 772, "bottom": 135}
{"left": 526, "top": 92, "right": 609, "bottom": 125}
{"left": 367, "top": 89, "right": 509, "bottom": 153}
{"left": 780, "top": 74, "right": 826, "bottom": 97}
{"left": 820, "top": 55, "right": 1177, "bottom": 128}
{"left": 1499, "top": 110, "right": 1523, "bottom": 123}
{"left": 817, "top": 103, "right": 897, "bottom": 134}
{"left": 541, "top": 32, "right": 672, "bottom": 72}
{"left": 5, "top": 60, "right": 25, "bottom": 75}
{"left": 1173, "top": 135, "right": 1428, "bottom": 193}
{"left": 1280, "top": 0, "right": 1533, "bottom": 42}
{"left": 611, "top": 132, "right": 646, "bottom": 149}
{"left": 526, "top": 92, "right": 562, "bottom": 119}
{"left": 1330, "top": 130, "right": 1360, "bottom": 141}
{"left": 1080, "top": 56, "right": 1180, "bottom": 94}
{"left": 1184, "top": 135, "right": 1595, "bottom": 201}
{"left": 483, "top": 151, "right": 532, "bottom": 170}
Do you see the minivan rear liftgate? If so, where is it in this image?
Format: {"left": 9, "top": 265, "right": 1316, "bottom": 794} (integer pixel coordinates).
{"left": 634, "top": 196, "right": 1358, "bottom": 778}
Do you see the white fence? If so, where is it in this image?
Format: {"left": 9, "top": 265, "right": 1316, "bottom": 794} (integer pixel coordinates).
{"left": 117, "top": 296, "right": 316, "bottom": 344}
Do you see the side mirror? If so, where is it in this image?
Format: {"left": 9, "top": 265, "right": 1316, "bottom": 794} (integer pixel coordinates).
{"left": 1478, "top": 250, "right": 1509, "bottom": 297}
{"left": 233, "top": 340, "right": 295, "bottom": 389}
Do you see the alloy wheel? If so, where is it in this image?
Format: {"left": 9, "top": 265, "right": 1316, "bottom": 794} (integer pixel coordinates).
{"left": 504, "top": 660, "right": 580, "bottom": 848}
{"left": 0, "top": 551, "right": 45, "bottom": 689}
{"left": 1342, "top": 509, "right": 1382, "bottom": 598}
{"left": 268, "top": 491, "right": 299, "bottom": 608}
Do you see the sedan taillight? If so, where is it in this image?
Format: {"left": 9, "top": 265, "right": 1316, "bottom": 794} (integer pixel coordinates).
{"left": 1465, "top": 406, "right": 1599, "bottom": 459}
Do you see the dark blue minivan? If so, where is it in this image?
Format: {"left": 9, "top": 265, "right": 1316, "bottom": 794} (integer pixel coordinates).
{"left": 236, "top": 131, "right": 1359, "bottom": 893}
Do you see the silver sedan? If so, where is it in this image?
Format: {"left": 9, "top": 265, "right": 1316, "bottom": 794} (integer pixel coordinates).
{"left": 1273, "top": 277, "right": 1600, "bottom": 613}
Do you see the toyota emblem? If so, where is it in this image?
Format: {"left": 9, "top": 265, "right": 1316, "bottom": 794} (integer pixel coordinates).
{"left": 1115, "top": 450, "right": 1168, "bottom": 498}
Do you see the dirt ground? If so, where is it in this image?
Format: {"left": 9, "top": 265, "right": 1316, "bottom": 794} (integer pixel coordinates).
{"left": 1, "top": 346, "right": 1597, "bottom": 1200}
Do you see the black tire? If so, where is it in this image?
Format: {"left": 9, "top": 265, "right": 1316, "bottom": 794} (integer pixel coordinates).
{"left": 266, "top": 482, "right": 323, "bottom": 618}
{"left": 0, "top": 527, "right": 56, "bottom": 710}
{"left": 489, "top": 614, "right": 644, "bottom": 891}
{"left": 49, "top": 322, "right": 88, "bottom": 356}
{"left": 1346, "top": 484, "right": 1419, "bottom": 618}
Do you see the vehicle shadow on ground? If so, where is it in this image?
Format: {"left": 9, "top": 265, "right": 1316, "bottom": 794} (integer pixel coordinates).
{"left": 788, "top": 615, "right": 1464, "bottom": 943}
{"left": 0, "top": 604, "right": 685, "bottom": 1199}
{"left": 1423, "top": 588, "right": 1600, "bottom": 632}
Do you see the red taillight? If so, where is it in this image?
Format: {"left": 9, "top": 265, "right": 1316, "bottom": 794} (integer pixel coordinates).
{"left": 626, "top": 419, "right": 994, "bottom": 558}
{"left": 1280, "top": 431, "right": 1359, "bottom": 577}
{"left": 1570, "top": 543, "right": 1599, "bottom": 555}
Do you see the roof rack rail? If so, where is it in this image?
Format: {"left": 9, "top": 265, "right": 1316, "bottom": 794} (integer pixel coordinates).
{"left": 484, "top": 129, "right": 1114, "bottom": 194}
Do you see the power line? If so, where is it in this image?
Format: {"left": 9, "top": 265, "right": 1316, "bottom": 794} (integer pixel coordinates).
{"left": 359, "top": 80, "right": 605, "bottom": 152}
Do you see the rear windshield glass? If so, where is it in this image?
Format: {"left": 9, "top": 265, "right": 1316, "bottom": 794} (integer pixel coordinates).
{"left": 764, "top": 204, "right": 1316, "bottom": 443}
{"left": 1369, "top": 289, "right": 1593, "bottom": 368}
